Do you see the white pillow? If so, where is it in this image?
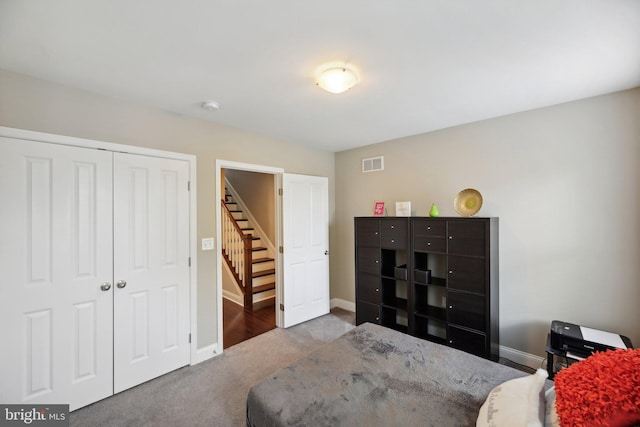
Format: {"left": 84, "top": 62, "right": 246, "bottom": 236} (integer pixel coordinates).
{"left": 476, "top": 369, "right": 548, "bottom": 427}
{"left": 544, "top": 387, "right": 560, "bottom": 427}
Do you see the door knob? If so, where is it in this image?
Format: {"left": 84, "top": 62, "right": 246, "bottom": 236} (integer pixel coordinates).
{"left": 116, "top": 280, "right": 127, "bottom": 289}
{"left": 324, "top": 250, "right": 330, "bottom": 255}
{"left": 100, "top": 282, "right": 111, "bottom": 291}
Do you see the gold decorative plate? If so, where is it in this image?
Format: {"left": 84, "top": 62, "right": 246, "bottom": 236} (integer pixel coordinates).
{"left": 454, "top": 188, "right": 483, "bottom": 217}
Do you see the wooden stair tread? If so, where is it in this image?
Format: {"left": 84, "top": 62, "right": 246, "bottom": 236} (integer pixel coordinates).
{"left": 252, "top": 257, "right": 274, "bottom": 264}
{"left": 222, "top": 191, "right": 277, "bottom": 307}
{"left": 252, "top": 268, "right": 275, "bottom": 278}
{"left": 252, "top": 282, "right": 276, "bottom": 294}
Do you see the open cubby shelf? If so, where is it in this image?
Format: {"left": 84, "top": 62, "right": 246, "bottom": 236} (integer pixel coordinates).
{"left": 381, "top": 298, "right": 408, "bottom": 311}
{"left": 414, "top": 306, "right": 447, "bottom": 322}
{"left": 414, "top": 277, "right": 446, "bottom": 287}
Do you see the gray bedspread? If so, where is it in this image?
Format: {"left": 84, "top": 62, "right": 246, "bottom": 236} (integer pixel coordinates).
{"left": 246, "top": 323, "right": 533, "bottom": 427}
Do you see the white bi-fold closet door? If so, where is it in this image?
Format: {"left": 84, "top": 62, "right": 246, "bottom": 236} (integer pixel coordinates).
{"left": 0, "top": 137, "right": 191, "bottom": 411}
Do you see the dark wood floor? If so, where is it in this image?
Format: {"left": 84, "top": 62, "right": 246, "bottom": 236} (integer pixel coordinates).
{"left": 223, "top": 298, "right": 276, "bottom": 349}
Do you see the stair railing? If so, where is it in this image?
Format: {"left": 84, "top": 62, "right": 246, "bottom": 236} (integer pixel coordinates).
{"left": 221, "top": 199, "right": 254, "bottom": 310}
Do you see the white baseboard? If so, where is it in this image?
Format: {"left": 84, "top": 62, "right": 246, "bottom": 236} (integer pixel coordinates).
{"left": 330, "top": 298, "right": 355, "bottom": 312}
{"left": 499, "top": 345, "right": 546, "bottom": 371}
{"left": 223, "top": 290, "right": 243, "bottom": 306}
{"left": 193, "top": 343, "right": 222, "bottom": 365}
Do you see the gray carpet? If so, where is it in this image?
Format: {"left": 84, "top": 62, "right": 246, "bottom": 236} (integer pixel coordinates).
{"left": 70, "top": 310, "right": 533, "bottom": 427}
{"left": 70, "top": 309, "right": 356, "bottom": 427}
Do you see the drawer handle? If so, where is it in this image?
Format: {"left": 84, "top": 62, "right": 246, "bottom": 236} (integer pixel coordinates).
{"left": 427, "top": 226, "right": 431, "bottom": 230}
{"left": 391, "top": 239, "right": 395, "bottom": 243}
{"left": 375, "top": 317, "right": 380, "bottom": 321}
{"left": 427, "top": 242, "right": 431, "bottom": 246}
{"left": 449, "top": 270, "right": 453, "bottom": 274}
{"left": 375, "top": 288, "right": 379, "bottom": 292}
{"left": 449, "top": 305, "right": 453, "bottom": 309}
{"left": 449, "top": 236, "right": 453, "bottom": 239}
{"left": 375, "top": 260, "right": 379, "bottom": 264}
{"left": 449, "top": 340, "right": 453, "bottom": 344}
{"left": 375, "top": 232, "right": 379, "bottom": 235}
{"left": 391, "top": 225, "right": 394, "bottom": 229}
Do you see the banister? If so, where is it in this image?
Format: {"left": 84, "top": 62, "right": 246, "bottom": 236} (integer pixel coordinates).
{"left": 221, "top": 199, "right": 254, "bottom": 311}
{"left": 222, "top": 200, "right": 249, "bottom": 237}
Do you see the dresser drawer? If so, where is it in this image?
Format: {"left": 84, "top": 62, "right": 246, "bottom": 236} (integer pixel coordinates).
{"left": 412, "top": 219, "right": 446, "bottom": 237}
{"left": 413, "top": 236, "right": 446, "bottom": 253}
{"left": 447, "top": 256, "right": 486, "bottom": 294}
{"left": 356, "top": 301, "right": 381, "bottom": 325}
{"left": 357, "top": 273, "right": 381, "bottom": 304}
{"left": 357, "top": 247, "right": 380, "bottom": 275}
{"left": 447, "top": 221, "right": 486, "bottom": 257}
{"left": 447, "top": 291, "right": 486, "bottom": 332}
{"left": 355, "top": 219, "right": 380, "bottom": 247}
{"left": 380, "top": 219, "right": 408, "bottom": 248}
{"left": 448, "top": 326, "right": 486, "bottom": 358}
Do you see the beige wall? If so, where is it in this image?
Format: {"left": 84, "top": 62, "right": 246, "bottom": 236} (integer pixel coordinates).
{"left": 335, "top": 88, "right": 640, "bottom": 355}
{"left": 0, "top": 69, "right": 335, "bottom": 349}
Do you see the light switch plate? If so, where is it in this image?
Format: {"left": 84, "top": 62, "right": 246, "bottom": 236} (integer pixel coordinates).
{"left": 202, "top": 238, "right": 214, "bottom": 251}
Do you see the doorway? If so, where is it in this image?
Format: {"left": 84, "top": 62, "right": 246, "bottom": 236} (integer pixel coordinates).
{"left": 215, "top": 160, "right": 331, "bottom": 352}
{"left": 216, "top": 161, "right": 282, "bottom": 349}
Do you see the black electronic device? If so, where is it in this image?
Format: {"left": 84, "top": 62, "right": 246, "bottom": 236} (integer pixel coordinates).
{"left": 550, "top": 320, "right": 631, "bottom": 357}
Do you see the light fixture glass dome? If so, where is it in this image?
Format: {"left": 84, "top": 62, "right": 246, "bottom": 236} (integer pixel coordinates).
{"left": 315, "top": 66, "right": 360, "bottom": 94}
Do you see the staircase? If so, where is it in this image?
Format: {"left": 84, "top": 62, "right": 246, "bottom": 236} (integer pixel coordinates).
{"left": 221, "top": 189, "right": 276, "bottom": 311}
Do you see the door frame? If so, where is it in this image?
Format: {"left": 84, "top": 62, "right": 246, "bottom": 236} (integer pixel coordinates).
{"left": 0, "top": 126, "right": 199, "bottom": 364}
{"left": 215, "top": 160, "right": 284, "bottom": 352}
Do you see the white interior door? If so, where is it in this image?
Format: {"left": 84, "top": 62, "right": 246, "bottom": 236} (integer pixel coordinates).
{"left": 0, "top": 137, "right": 114, "bottom": 411}
{"left": 282, "top": 173, "right": 330, "bottom": 328}
{"left": 113, "top": 153, "right": 191, "bottom": 393}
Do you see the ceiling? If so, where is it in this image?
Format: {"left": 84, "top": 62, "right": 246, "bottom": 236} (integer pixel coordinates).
{"left": 1, "top": 1, "right": 639, "bottom": 152}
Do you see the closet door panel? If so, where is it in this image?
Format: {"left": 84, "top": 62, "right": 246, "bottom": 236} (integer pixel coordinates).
{"left": 113, "top": 153, "right": 190, "bottom": 393}
{"left": 0, "top": 137, "right": 114, "bottom": 411}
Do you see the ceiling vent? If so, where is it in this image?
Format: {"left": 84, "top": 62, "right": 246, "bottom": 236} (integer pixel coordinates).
{"left": 362, "top": 156, "right": 384, "bottom": 173}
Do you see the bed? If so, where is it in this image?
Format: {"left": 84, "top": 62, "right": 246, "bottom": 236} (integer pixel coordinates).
{"left": 246, "top": 322, "right": 551, "bottom": 427}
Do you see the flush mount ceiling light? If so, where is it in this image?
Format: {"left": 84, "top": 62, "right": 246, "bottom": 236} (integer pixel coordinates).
{"left": 315, "top": 66, "right": 360, "bottom": 94}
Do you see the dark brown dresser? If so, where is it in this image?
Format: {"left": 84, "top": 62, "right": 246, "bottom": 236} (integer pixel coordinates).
{"left": 355, "top": 217, "right": 499, "bottom": 360}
